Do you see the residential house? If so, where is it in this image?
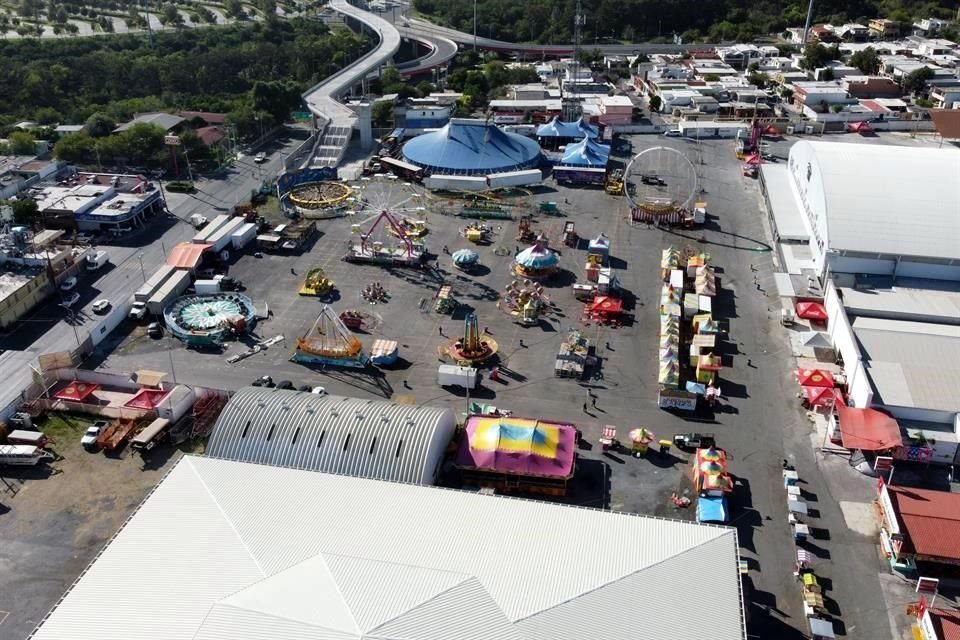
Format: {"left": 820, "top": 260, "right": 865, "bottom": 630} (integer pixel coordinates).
{"left": 842, "top": 76, "right": 904, "bottom": 99}
{"left": 810, "top": 25, "right": 840, "bottom": 43}
{"left": 931, "top": 85, "right": 960, "bottom": 108}
{"left": 114, "top": 112, "right": 186, "bottom": 133}
{"left": 792, "top": 81, "right": 857, "bottom": 110}
{"left": 833, "top": 23, "right": 869, "bottom": 41}
{"left": 868, "top": 18, "right": 899, "bottom": 38}
{"left": 176, "top": 111, "right": 228, "bottom": 127}
{"left": 912, "top": 18, "right": 950, "bottom": 36}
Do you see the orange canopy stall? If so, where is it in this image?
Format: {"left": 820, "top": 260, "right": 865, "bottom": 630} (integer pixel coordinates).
{"left": 166, "top": 242, "right": 211, "bottom": 269}
{"left": 796, "top": 301, "right": 828, "bottom": 321}
{"left": 797, "top": 368, "right": 834, "bottom": 388}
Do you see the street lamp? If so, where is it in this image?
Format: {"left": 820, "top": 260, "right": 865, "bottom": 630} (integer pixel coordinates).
{"left": 59, "top": 304, "right": 83, "bottom": 349}
{"left": 137, "top": 252, "right": 146, "bottom": 283}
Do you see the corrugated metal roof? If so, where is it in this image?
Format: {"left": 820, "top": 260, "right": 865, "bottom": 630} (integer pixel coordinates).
{"left": 795, "top": 141, "right": 960, "bottom": 260}
{"left": 853, "top": 317, "right": 960, "bottom": 413}
{"left": 888, "top": 485, "right": 960, "bottom": 560}
{"left": 205, "top": 388, "right": 456, "bottom": 485}
{"left": 30, "top": 456, "right": 746, "bottom": 640}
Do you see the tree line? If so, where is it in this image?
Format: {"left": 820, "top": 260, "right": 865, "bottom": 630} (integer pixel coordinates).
{"left": 412, "top": 0, "right": 957, "bottom": 44}
{"left": 0, "top": 18, "right": 372, "bottom": 139}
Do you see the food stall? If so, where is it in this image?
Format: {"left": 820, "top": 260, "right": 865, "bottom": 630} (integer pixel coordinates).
{"left": 693, "top": 447, "right": 734, "bottom": 497}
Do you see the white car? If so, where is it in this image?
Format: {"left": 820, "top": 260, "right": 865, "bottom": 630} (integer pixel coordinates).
{"left": 311, "top": 386, "right": 327, "bottom": 395}
{"left": 663, "top": 129, "right": 682, "bottom": 137}
{"left": 81, "top": 421, "right": 107, "bottom": 451}
{"left": 254, "top": 152, "right": 267, "bottom": 163}
{"left": 59, "top": 276, "right": 77, "bottom": 291}
{"left": 61, "top": 291, "right": 80, "bottom": 307}
{"left": 92, "top": 299, "right": 111, "bottom": 314}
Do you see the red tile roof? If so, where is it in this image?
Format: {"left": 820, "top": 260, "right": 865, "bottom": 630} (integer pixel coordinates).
{"left": 195, "top": 126, "right": 225, "bottom": 146}
{"left": 931, "top": 109, "right": 960, "bottom": 140}
{"left": 889, "top": 486, "right": 960, "bottom": 561}
{"left": 177, "top": 110, "right": 228, "bottom": 125}
{"left": 929, "top": 608, "right": 960, "bottom": 640}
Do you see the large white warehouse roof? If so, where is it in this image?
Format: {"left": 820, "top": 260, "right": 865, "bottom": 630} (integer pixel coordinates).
{"left": 792, "top": 140, "right": 960, "bottom": 260}
{"left": 30, "top": 456, "right": 746, "bottom": 640}
{"left": 206, "top": 388, "right": 456, "bottom": 485}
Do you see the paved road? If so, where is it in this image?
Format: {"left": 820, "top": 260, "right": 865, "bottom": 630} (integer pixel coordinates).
{"left": 0, "top": 136, "right": 303, "bottom": 414}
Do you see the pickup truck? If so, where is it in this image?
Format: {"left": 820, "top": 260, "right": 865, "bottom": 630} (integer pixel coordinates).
{"left": 129, "top": 301, "right": 148, "bottom": 320}
{"left": 672, "top": 432, "right": 716, "bottom": 451}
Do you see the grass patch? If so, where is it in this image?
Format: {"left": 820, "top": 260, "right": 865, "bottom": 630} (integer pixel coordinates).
{"left": 36, "top": 412, "right": 95, "bottom": 442}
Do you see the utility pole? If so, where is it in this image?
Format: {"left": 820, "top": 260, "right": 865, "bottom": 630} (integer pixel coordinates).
{"left": 473, "top": 0, "right": 477, "bottom": 50}
{"left": 801, "top": 0, "right": 815, "bottom": 52}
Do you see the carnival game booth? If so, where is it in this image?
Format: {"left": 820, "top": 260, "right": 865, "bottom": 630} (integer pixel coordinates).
{"left": 454, "top": 415, "right": 577, "bottom": 496}
{"left": 877, "top": 476, "right": 960, "bottom": 577}
{"left": 693, "top": 446, "right": 734, "bottom": 497}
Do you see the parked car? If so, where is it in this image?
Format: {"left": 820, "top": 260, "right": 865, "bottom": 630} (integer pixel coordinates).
{"left": 92, "top": 299, "right": 111, "bottom": 314}
{"left": 254, "top": 152, "right": 267, "bottom": 163}
{"left": 81, "top": 420, "right": 109, "bottom": 451}
{"left": 253, "top": 375, "right": 274, "bottom": 388}
{"left": 663, "top": 128, "right": 682, "bottom": 137}
{"left": 311, "top": 386, "right": 327, "bottom": 395}
{"left": 276, "top": 380, "right": 294, "bottom": 390}
{"left": 61, "top": 291, "right": 80, "bottom": 307}
{"left": 147, "top": 322, "right": 163, "bottom": 338}
{"left": 672, "top": 432, "right": 716, "bottom": 451}
{"left": 59, "top": 276, "right": 77, "bottom": 291}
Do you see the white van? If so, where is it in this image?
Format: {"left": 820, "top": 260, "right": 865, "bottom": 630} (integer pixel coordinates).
{"left": 0, "top": 444, "right": 54, "bottom": 466}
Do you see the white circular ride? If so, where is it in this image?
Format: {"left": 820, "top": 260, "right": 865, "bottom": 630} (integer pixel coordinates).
{"left": 624, "top": 146, "right": 698, "bottom": 213}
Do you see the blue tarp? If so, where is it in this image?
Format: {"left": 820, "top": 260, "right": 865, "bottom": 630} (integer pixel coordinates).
{"left": 685, "top": 381, "right": 707, "bottom": 395}
{"left": 536, "top": 116, "right": 599, "bottom": 139}
{"left": 697, "top": 496, "right": 729, "bottom": 523}
{"left": 402, "top": 120, "right": 542, "bottom": 175}
{"left": 560, "top": 137, "right": 611, "bottom": 167}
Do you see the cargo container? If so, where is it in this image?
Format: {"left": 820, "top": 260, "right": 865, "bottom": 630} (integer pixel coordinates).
{"left": 438, "top": 364, "right": 479, "bottom": 389}
{"left": 134, "top": 264, "right": 175, "bottom": 302}
{"left": 147, "top": 269, "right": 191, "bottom": 315}
{"left": 486, "top": 169, "right": 543, "bottom": 189}
{"left": 192, "top": 214, "right": 231, "bottom": 244}
{"left": 231, "top": 223, "right": 257, "bottom": 250}
{"left": 423, "top": 175, "right": 489, "bottom": 192}
{"left": 553, "top": 166, "right": 607, "bottom": 186}
{"left": 194, "top": 279, "right": 221, "bottom": 295}
{"left": 206, "top": 217, "right": 246, "bottom": 253}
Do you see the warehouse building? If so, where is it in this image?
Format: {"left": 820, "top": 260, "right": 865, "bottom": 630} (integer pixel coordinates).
{"left": 206, "top": 387, "right": 456, "bottom": 485}
{"left": 763, "top": 141, "right": 960, "bottom": 281}
{"left": 29, "top": 455, "right": 747, "bottom": 640}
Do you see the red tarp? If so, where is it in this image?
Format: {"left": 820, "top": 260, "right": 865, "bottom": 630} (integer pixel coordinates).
{"left": 743, "top": 153, "right": 762, "bottom": 165}
{"left": 847, "top": 121, "right": 873, "bottom": 133}
{"left": 166, "top": 242, "right": 211, "bottom": 269}
{"left": 124, "top": 388, "right": 170, "bottom": 409}
{"left": 836, "top": 404, "right": 902, "bottom": 451}
{"left": 54, "top": 381, "right": 100, "bottom": 402}
{"left": 590, "top": 296, "right": 623, "bottom": 314}
{"left": 802, "top": 386, "right": 839, "bottom": 406}
{"left": 797, "top": 368, "right": 834, "bottom": 388}
{"left": 796, "top": 301, "right": 828, "bottom": 321}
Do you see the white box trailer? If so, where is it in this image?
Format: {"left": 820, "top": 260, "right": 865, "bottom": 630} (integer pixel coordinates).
{"left": 194, "top": 279, "right": 221, "bottom": 295}
{"left": 438, "top": 364, "right": 479, "bottom": 389}
{"left": 207, "top": 217, "right": 246, "bottom": 253}
{"left": 192, "top": 214, "right": 230, "bottom": 243}
{"left": 147, "top": 269, "right": 191, "bottom": 315}
{"left": 134, "top": 264, "right": 175, "bottom": 302}
{"left": 423, "top": 175, "right": 489, "bottom": 191}
{"left": 231, "top": 223, "right": 257, "bottom": 250}
{"left": 486, "top": 169, "right": 543, "bottom": 189}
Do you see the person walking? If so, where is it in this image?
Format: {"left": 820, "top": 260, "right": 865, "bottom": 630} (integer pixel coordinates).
{"left": 582, "top": 402, "right": 588, "bottom": 413}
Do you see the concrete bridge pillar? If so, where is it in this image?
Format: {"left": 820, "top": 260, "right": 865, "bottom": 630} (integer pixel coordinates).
{"left": 353, "top": 101, "right": 373, "bottom": 151}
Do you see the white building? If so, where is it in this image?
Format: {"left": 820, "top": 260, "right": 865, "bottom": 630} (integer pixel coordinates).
{"left": 29, "top": 455, "right": 748, "bottom": 640}
{"left": 768, "top": 141, "right": 960, "bottom": 281}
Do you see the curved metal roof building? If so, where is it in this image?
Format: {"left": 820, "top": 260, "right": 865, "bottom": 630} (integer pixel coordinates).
{"left": 402, "top": 118, "right": 542, "bottom": 175}
{"left": 206, "top": 388, "right": 456, "bottom": 485}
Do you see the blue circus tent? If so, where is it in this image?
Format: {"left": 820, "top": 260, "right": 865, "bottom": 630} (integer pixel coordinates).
{"left": 536, "top": 116, "right": 600, "bottom": 140}
{"left": 560, "top": 137, "right": 611, "bottom": 167}
{"left": 402, "top": 119, "right": 542, "bottom": 176}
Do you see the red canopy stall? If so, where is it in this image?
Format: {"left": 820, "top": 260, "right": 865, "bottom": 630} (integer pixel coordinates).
{"left": 796, "top": 302, "right": 828, "bottom": 321}
{"left": 797, "top": 368, "right": 834, "bottom": 388}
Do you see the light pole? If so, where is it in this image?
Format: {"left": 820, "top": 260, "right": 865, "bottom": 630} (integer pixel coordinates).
{"left": 801, "top": 0, "right": 815, "bottom": 50}
{"left": 473, "top": 0, "right": 477, "bottom": 50}
{"left": 137, "top": 252, "right": 146, "bottom": 283}
{"left": 59, "top": 304, "right": 83, "bottom": 349}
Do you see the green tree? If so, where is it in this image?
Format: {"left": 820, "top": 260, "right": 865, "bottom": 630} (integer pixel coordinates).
{"left": 849, "top": 46, "right": 880, "bottom": 75}
{"left": 372, "top": 100, "right": 393, "bottom": 127}
{"left": 800, "top": 44, "right": 839, "bottom": 71}
{"left": 747, "top": 71, "right": 769, "bottom": 88}
{"left": 902, "top": 66, "right": 934, "bottom": 94}
{"left": 831, "top": 103, "right": 844, "bottom": 113}
{"left": 159, "top": 3, "right": 182, "bottom": 25}
{"left": 415, "top": 80, "right": 435, "bottom": 97}
{"left": 648, "top": 94, "right": 662, "bottom": 112}
{"left": 53, "top": 131, "right": 95, "bottom": 163}
{"left": 11, "top": 198, "right": 39, "bottom": 224}
{"left": 8, "top": 130, "right": 37, "bottom": 154}
{"left": 84, "top": 112, "right": 116, "bottom": 138}
{"left": 224, "top": 0, "right": 244, "bottom": 19}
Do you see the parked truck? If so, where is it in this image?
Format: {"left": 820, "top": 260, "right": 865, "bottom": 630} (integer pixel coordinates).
{"left": 485, "top": 169, "right": 543, "bottom": 189}
{"left": 231, "top": 223, "right": 257, "bottom": 250}
{"left": 194, "top": 279, "right": 222, "bottom": 295}
{"left": 146, "top": 269, "right": 191, "bottom": 315}
{"left": 438, "top": 364, "right": 479, "bottom": 389}
{"left": 135, "top": 264, "right": 175, "bottom": 303}
{"left": 86, "top": 250, "right": 109, "bottom": 271}
{"left": 207, "top": 217, "right": 247, "bottom": 253}
{"left": 6, "top": 429, "right": 50, "bottom": 448}
{"left": 0, "top": 444, "right": 54, "bottom": 466}
{"left": 552, "top": 166, "right": 607, "bottom": 187}
{"left": 189, "top": 214, "right": 208, "bottom": 229}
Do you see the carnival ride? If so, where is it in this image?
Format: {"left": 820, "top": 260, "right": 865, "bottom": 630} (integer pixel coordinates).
{"left": 451, "top": 248, "right": 479, "bottom": 272}
{"left": 298, "top": 267, "right": 335, "bottom": 297}
{"left": 461, "top": 221, "right": 493, "bottom": 244}
{"left": 625, "top": 146, "right": 698, "bottom": 224}
{"left": 513, "top": 235, "right": 559, "bottom": 280}
{"left": 387, "top": 216, "right": 428, "bottom": 238}
{"left": 287, "top": 181, "right": 354, "bottom": 219}
{"left": 447, "top": 312, "right": 498, "bottom": 366}
{"left": 499, "top": 279, "right": 548, "bottom": 325}
{"left": 361, "top": 281, "right": 389, "bottom": 303}
{"left": 345, "top": 207, "right": 427, "bottom": 266}
{"left": 517, "top": 216, "right": 536, "bottom": 243}
{"left": 164, "top": 293, "right": 257, "bottom": 346}
{"left": 293, "top": 305, "right": 370, "bottom": 367}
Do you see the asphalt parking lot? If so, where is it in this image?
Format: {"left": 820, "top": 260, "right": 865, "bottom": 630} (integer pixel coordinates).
{"left": 83, "top": 131, "right": 918, "bottom": 639}
{"left": 0, "top": 414, "right": 183, "bottom": 640}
